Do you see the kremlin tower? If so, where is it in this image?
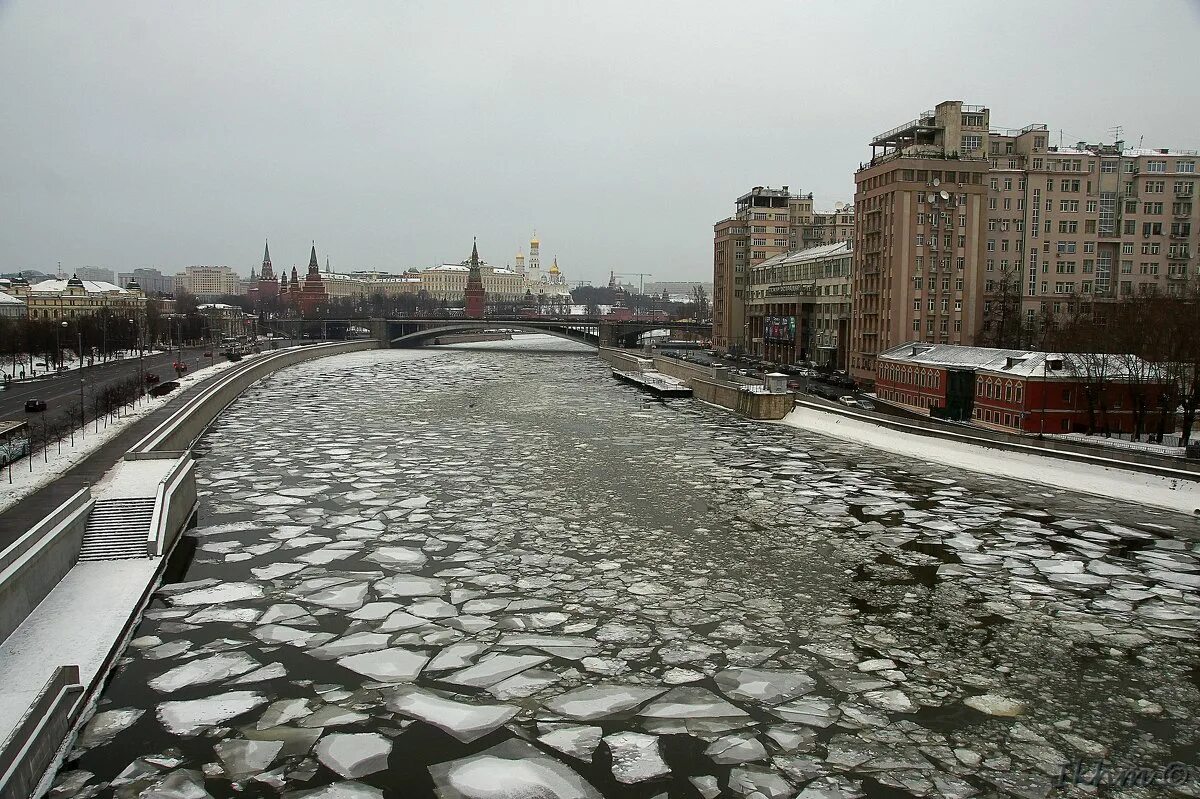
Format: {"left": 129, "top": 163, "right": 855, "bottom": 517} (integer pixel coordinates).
{"left": 527, "top": 234, "right": 541, "bottom": 284}
{"left": 464, "top": 238, "right": 487, "bottom": 318}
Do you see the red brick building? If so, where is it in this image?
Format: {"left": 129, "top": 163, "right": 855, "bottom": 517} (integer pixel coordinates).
{"left": 875, "top": 343, "right": 1170, "bottom": 435}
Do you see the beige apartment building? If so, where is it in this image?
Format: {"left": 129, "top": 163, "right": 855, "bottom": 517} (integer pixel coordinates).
{"left": 851, "top": 99, "right": 1200, "bottom": 385}
{"left": 713, "top": 186, "right": 854, "bottom": 353}
{"left": 175, "top": 265, "right": 242, "bottom": 297}
{"left": 850, "top": 101, "right": 991, "bottom": 382}
{"left": 745, "top": 241, "right": 853, "bottom": 368}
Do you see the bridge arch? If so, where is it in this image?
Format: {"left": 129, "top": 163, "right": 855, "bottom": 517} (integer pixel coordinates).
{"left": 388, "top": 321, "right": 600, "bottom": 348}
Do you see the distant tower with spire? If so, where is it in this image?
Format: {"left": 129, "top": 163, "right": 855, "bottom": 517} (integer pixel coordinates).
{"left": 252, "top": 239, "right": 279, "bottom": 306}
{"left": 465, "top": 238, "right": 487, "bottom": 319}
{"left": 515, "top": 248, "right": 526, "bottom": 277}
{"left": 294, "top": 243, "right": 329, "bottom": 317}
{"left": 527, "top": 233, "right": 542, "bottom": 284}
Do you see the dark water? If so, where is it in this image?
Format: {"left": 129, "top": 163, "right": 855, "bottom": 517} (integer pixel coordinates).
{"left": 52, "top": 338, "right": 1200, "bottom": 799}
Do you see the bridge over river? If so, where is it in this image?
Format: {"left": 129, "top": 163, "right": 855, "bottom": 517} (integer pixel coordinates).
{"left": 263, "top": 316, "right": 712, "bottom": 349}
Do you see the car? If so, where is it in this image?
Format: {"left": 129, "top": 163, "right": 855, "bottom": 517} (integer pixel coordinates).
{"left": 25, "top": 399, "right": 47, "bottom": 412}
{"left": 837, "top": 395, "right": 860, "bottom": 408}
{"left": 203, "top": 350, "right": 213, "bottom": 357}
{"left": 145, "top": 372, "right": 161, "bottom": 384}
{"left": 856, "top": 399, "right": 876, "bottom": 411}
{"left": 173, "top": 361, "right": 188, "bottom": 373}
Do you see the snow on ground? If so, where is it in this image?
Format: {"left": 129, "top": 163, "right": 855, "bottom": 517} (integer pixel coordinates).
{"left": 93, "top": 458, "right": 175, "bottom": 499}
{"left": 0, "top": 354, "right": 257, "bottom": 514}
{"left": 780, "top": 403, "right": 1200, "bottom": 516}
{"left": 2, "top": 350, "right": 167, "bottom": 382}
{"left": 0, "top": 559, "right": 160, "bottom": 741}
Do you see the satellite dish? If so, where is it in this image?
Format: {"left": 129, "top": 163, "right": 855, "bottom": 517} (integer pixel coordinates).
{"left": 940, "top": 190, "right": 950, "bottom": 201}
{"left": 932, "top": 178, "right": 941, "bottom": 187}
{"left": 927, "top": 193, "right": 937, "bottom": 203}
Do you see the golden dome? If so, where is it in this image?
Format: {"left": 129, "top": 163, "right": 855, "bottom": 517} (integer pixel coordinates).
{"left": 549, "top": 256, "right": 560, "bottom": 274}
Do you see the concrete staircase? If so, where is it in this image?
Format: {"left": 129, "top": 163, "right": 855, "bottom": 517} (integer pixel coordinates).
{"left": 78, "top": 498, "right": 155, "bottom": 561}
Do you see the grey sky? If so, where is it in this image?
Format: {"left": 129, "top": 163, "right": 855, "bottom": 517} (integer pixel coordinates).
{"left": 2, "top": 1, "right": 1198, "bottom": 286}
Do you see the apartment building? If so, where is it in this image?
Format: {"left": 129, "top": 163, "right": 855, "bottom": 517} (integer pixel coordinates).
{"left": 850, "top": 100, "right": 992, "bottom": 383}
{"left": 175, "top": 265, "right": 242, "bottom": 298}
{"left": 981, "top": 133, "right": 1198, "bottom": 321}
{"left": 851, "top": 98, "right": 1200, "bottom": 385}
{"left": 745, "top": 241, "right": 853, "bottom": 369}
{"left": 713, "top": 186, "right": 854, "bottom": 354}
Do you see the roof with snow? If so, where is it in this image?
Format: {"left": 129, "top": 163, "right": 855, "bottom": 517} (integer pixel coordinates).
{"left": 0, "top": 292, "right": 25, "bottom": 305}
{"left": 878, "top": 342, "right": 1159, "bottom": 380}
{"left": 754, "top": 240, "right": 853, "bottom": 270}
{"left": 27, "top": 278, "right": 129, "bottom": 294}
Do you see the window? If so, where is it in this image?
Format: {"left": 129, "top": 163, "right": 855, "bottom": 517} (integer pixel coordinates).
{"left": 988, "top": 197, "right": 997, "bottom": 210}
{"left": 1060, "top": 200, "right": 1079, "bottom": 212}
{"left": 1101, "top": 160, "right": 1117, "bottom": 173}
{"left": 1086, "top": 200, "right": 1097, "bottom": 213}
{"left": 1146, "top": 180, "right": 1165, "bottom": 193}
{"left": 1003, "top": 177, "right": 1012, "bottom": 191}
{"left": 1179, "top": 161, "right": 1196, "bottom": 173}
{"left": 961, "top": 134, "right": 982, "bottom": 152}
{"left": 916, "top": 234, "right": 925, "bottom": 246}
{"left": 987, "top": 239, "right": 995, "bottom": 252}
{"left": 1146, "top": 160, "right": 1166, "bottom": 173}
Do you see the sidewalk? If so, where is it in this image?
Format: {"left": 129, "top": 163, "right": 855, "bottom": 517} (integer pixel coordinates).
{"left": 0, "top": 359, "right": 237, "bottom": 547}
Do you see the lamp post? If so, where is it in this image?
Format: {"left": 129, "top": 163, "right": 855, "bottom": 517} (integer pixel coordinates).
{"left": 76, "top": 325, "right": 85, "bottom": 439}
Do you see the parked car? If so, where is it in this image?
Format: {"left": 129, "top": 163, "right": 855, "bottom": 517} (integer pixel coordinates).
{"left": 837, "top": 395, "right": 860, "bottom": 408}
{"left": 145, "top": 372, "right": 161, "bottom": 384}
{"left": 24, "top": 399, "right": 47, "bottom": 412}
{"left": 856, "top": 399, "right": 876, "bottom": 411}
{"left": 203, "top": 350, "right": 213, "bottom": 357}
{"left": 173, "top": 361, "right": 188, "bottom": 373}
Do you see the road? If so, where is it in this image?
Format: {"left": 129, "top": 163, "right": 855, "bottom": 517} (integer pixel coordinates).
{"left": 1, "top": 346, "right": 219, "bottom": 421}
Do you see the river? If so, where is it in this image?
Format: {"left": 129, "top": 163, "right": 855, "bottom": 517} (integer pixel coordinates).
{"left": 51, "top": 337, "right": 1200, "bottom": 798}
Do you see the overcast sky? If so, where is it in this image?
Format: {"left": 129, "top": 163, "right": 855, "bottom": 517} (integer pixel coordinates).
{"left": 3, "top": 1, "right": 1198, "bottom": 285}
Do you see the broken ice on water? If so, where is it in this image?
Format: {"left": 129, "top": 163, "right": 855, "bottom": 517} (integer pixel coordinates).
{"left": 60, "top": 346, "right": 1200, "bottom": 797}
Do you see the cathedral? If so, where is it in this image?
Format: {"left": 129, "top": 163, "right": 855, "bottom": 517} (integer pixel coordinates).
{"left": 514, "top": 233, "right": 571, "bottom": 299}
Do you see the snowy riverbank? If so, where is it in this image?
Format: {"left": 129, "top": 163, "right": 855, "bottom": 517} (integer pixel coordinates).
{"left": 780, "top": 403, "right": 1200, "bottom": 516}
{"left": 0, "top": 356, "right": 249, "bottom": 514}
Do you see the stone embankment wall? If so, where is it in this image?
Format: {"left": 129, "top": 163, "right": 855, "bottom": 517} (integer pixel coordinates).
{"left": 598, "top": 348, "right": 793, "bottom": 420}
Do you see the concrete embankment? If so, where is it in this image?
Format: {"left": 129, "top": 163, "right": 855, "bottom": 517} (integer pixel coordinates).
{"left": 598, "top": 347, "right": 793, "bottom": 419}
{"left": 783, "top": 399, "right": 1200, "bottom": 515}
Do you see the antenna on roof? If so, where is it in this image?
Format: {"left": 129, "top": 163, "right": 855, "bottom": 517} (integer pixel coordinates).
{"left": 1110, "top": 124, "right": 1123, "bottom": 144}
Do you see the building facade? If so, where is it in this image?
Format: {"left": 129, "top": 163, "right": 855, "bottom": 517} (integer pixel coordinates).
{"left": 76, "top": 267, "right": 116, "bottom": 284}
{"left": 2, "top": 273, "right": 146, "bottom": 321}
{"left": 851, "top": 100, "right": 992, "bottom": 384}
{"left": 851, "top": 98, "right": 1200, "bottom": 386}
{"left": 714, "top": 186, "right": 854, "bottom": 354}
{"left": 875, "top": 342, "right": 1170, "bottom": 436}
{"left": 746, "top": 241, "right": 853, "bottom": 368}
{"left": 0, "top": 291, "right": 26, "bottom": 319}
{"left": 176, "top": 265, "right": 242, "bottom": 298}
{"left": 118, "top": 268, "right": 174, "bottom": 295}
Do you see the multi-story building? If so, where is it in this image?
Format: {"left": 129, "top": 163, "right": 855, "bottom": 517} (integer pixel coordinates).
{"left": 76, "top": 266, "right": 116, "bottom": 284}
{"left": 807, "top": 206, "right": 856, "bottom": 247}
{"left": 851, "top": 98, "right": 1200, "bottom": 386}
{"left": 850, "top": 100, "right": 993, "bottom": 384}
{"left": 875, "top": 342, "right": 1169, "bottom": 436}
{"left": 175, "top": 265, "right": 242, "bottom": 298}
{"left": 1, "top": 273, "right": 146, "bottom": 321}
{"left": 0, "top": 291, "right": 25, "bottom": 319}
{"left": 118, "top": 268, "right": 174, "bottom": 295}
{"left": 745, "top": 241, "right": 853, "bottom": 368}
{"left": 981, "top": 134, "right": 1198, "bottom": 324}
{"left": 714, "top": 186, "right": 854, "bottom": 354}
{"left": 421, "top": 260, "right": 528, "bottom": 303}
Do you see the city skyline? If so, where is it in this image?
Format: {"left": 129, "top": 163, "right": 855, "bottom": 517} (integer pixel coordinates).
{"left": 2, "top": 2, "right": 1199, "bottom": 285}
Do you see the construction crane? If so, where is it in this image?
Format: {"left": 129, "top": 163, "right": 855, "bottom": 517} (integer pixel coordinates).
{"left": 613, "top": 272, "right": 653, "bottom": 295}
